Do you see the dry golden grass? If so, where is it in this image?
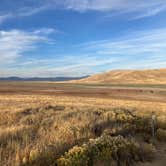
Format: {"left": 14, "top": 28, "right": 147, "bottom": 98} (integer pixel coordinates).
{"left": 0, "top": 94, "right": 166, "bottom": 166}
{"left": 75, "top": 68, "right": 166, "bottom": 84}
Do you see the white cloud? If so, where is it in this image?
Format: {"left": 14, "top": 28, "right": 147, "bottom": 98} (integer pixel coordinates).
{"left": 63, "top": 0, "right": 166, "bottom": 18}
{"left": 1, "top": 27, "right": 166, "bottom": 77}
{"left": 0, "top": 0, "right": 166, "bottom": 24}
{"left": 131, "top": 4, "right": 166, "bottom": 20}
{"left": 0, "top": 29, "right": 54, "bottom": 65}
{"left": 0, "top": 1, "right": 50, "bottom": 24}
{"left": 0, "top": 14, "right": 12, "bottom": 24}
{"left": 33, "top": 28, "right": 57, "bottom": 35}
{"left": 17, "top": 5, "right": 49, "bottom": 17}
{"left": 73, "top": 28, "right": 166, "bottom": 71}
{"left": 0, "top": 56, "right": 119, "bottom": 77}
{"left": 80, "top": 28, "right": 166, "bottom": 55}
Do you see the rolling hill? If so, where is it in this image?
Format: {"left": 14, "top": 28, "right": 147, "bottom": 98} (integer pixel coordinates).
{"left": 74, "top": 68, "right": 166, "bottom": 84}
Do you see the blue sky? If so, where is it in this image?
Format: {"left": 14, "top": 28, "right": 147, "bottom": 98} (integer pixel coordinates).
{"left": 0, "top": 0, "right": 166, "bottom": 77}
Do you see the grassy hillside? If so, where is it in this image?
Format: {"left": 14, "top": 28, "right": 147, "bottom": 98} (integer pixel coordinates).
{"left": 75, "top": 68, "right": 166, "bottom": 84}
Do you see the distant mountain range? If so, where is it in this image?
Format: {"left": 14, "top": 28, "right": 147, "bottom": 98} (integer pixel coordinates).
{"left": 0, "top": 76, "right": 89, "bottom": 82}
{"left": 73, "top": 68, "right": 166, "bottom": 84}
{"left": 2, "top": 68, "right": 166, "bottom": 84}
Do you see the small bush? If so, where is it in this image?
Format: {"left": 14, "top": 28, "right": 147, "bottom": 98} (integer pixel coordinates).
{"left": 57, "top": 146, "right": 89, "bottom": 166}
{"left": 57, "top": 134, "right": 155, "bottom": 166}
{"left": 156, "top": 128, "right": 166, "bottom": 142}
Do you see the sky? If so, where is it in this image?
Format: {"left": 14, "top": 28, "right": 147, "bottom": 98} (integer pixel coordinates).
{"left": 0, "top": 0, "right": 166, "bottom": 77}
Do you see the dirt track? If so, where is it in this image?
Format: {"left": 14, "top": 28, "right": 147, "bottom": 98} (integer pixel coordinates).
{"left": 0, "top": 82, "right": 166, "bottom": 103}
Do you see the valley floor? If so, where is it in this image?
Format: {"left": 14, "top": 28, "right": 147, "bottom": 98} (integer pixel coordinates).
{"left": 0, "top": 82, "right": 166, "bottom": 166}
{"left": 0, "top": 82, "right": 166, "bottom": 103}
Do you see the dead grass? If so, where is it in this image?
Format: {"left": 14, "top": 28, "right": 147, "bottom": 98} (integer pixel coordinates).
{"left": 75, "top": 68, "right": 166, "bottom": 84}
{"left": 0, "top": 94, "right": 166, "bottom": 166}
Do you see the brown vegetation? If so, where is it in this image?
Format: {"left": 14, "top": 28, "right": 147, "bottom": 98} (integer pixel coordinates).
{"left": 75, "top": 68, "right": 166, "bottom": 84}
{"left": 0, "top": 82, "right": 166, "bottom": 166}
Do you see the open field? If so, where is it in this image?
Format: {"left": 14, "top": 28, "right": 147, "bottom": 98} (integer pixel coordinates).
{"left": 0, "top": 82, "right": 166, "bottom": 166}
{"left": 0, "top": 82, "right": 166, "bottom": 103}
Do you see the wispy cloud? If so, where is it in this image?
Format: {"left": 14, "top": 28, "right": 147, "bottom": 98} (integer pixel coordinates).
{"left": 33, "top": 28, "right": 57, "bottom": 35}
{"left": 75, "top": 27, "right": 166, "bottom": 70}
{"left": 0, "top": 0, "right": 166, "bottom": 24}
{"left": 79, "top": 28, "right": 166, "bottom": 55}
{"left": 17, "top": 5, "right": 49, "bottom": 17}
{"left": 0, "top": 55, "right": 119, "bottom": 77}
{"left": 131, "top": 4, "right": 166, "bottom": 20}
{"left": 0, "top": 28, "right": 55, "bottom": 65}
{"left": 62, "top": 0, "right": 166, "bottom": 19}
{"left": 0, "top": 14, "right": 12, "bottom": 24}
{"left": 0, "top": 29, "right": 166, "bottom": 77}
{"left": 0, "top": 1, "right": 50, "bottom": 23}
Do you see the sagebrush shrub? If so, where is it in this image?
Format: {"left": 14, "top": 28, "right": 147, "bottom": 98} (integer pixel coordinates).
{"left": 57, "top": 134, "right": 155, "bottom": 166}
{"left": 156, "top": 128, "right": 166, "bottom": 142}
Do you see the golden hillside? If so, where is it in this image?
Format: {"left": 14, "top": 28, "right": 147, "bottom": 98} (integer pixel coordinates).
{"left": 76, "top": 68, "right": 166, "bottom": 84}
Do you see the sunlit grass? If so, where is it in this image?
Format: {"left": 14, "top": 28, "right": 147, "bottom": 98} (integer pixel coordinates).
{"left": 0, "top": 94, "right": 166, "bottom": 165}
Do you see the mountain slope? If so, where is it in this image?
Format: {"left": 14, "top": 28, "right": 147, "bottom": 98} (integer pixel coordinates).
{"left": 75, "top": 68, "right": 166, "bottom": 84}
{"left": 0, "top": 76, "right": 88, "bottom": 82}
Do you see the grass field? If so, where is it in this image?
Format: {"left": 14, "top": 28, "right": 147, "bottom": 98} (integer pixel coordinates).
{"left": 0, "top": 82, "right": 166, "bottom": 166}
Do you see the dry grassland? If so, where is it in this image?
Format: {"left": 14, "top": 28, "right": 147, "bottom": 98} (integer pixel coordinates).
{"left": 0, "top": 84, "right": 166, "bottom": 166}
